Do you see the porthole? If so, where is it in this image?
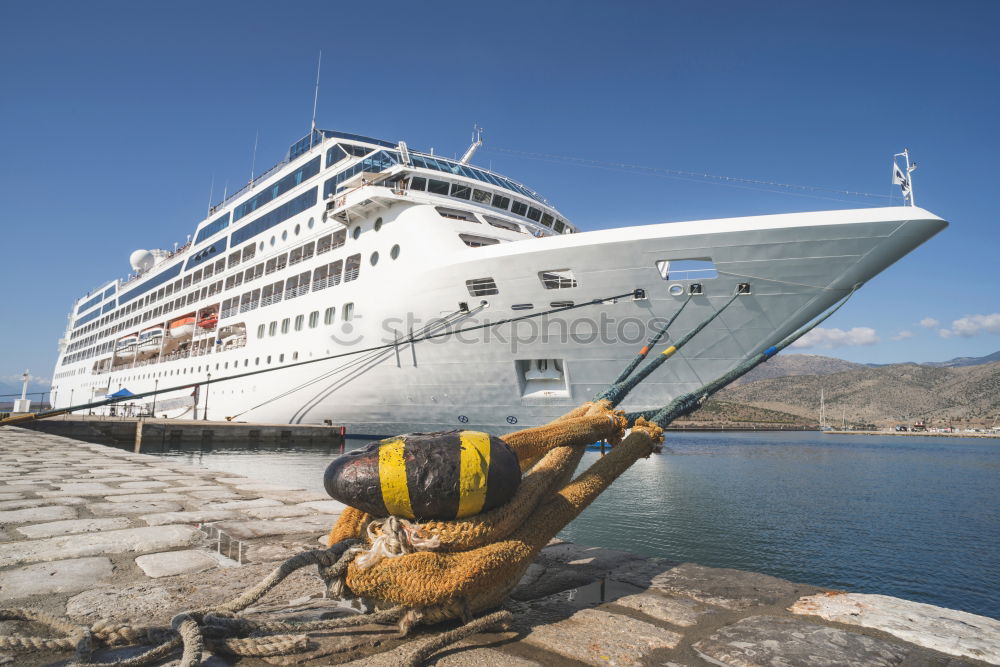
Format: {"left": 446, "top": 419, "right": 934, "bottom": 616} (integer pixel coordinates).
{"left": 281, "top": 230, "right": 288, "bottom": 241}
{"left": 374, "top": 217, "right": 383, "bottom": 232}
{"left": 269, "top": 236, "right": 276, "bottom": 247}
{"left": 307, "top": 217, "right": 315, "bottom": 229}
{"left": 370, "top": 251, "right": 379, "bottom": 266}
{"left": 294, "top": 223, "right": 301, "bottom": 236}
{"left": 668, "top": 284, "right": 684, "bottom": 296}
{"left": 352, "top": 226, "right": 361, "bottom": 240}
{"left": 390, "top": 244, "right": 400, "bottom": 260}
{"left": 321, "top": 211, "right": 327, "bottom": 223}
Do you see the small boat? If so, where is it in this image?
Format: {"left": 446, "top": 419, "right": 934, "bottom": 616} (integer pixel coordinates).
{"left": 136, "top": 327, "right": 164, "bottom": 358}
{"left": 116, "top": 334, "right": 138, "bottom": 360}
{"left": 168, "top": 315, "right": 196, "bottom": 338}
{"left": 197, "top": 312, "right": 218, "bottom": 329}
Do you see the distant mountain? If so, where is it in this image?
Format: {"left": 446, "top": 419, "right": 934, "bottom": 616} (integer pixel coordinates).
{"left": 922, "top": 350, "right": 1000, "bottom": 368}
{"left": 715, "top": 360, "right": 1000, "bottom": 427}
{"left": 731, "top": 354, "right": 867, "bottom": 385}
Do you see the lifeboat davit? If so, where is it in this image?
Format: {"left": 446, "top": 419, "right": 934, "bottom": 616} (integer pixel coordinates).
{"left": 116, "top": 334, "right": 138, "bottom": 360}
{"left": 198, "top": 312, "right": 218, "bottom": 329}
{"left": 169, "top": 316, "right": 196, "bottom": 339}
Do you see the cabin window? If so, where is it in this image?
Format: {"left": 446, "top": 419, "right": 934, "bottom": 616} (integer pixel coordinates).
{"left": 295, "top": 315, "right": 304, "bottom": 331}
{"left": 344, "top": 254, "right": 361, "bottom": 282}
{"left": 332, "top": 229, "right": 346, "bottom": 249}
{"left": 511, "top": 201, "right": 528, "bottom": 217}
{"left": 281, "top": 318, "right": 290, "bottom": 334}
{"left": 539, "top": 269, "right": 578, "bottom": 289}
{"left": 428, "top": 179, "right": 450, "bottom": 195}
{"left": 436, "top": 206, "right": 476, "bottom": 221}
{"left": 374, "top": 217, "right": 383, "bottom": 232}
{"left": 370, "top": 251, "right": 379, "bottom": 266}
{"left": 491, "top": 194, "right": 510, "bottom": 210}
{"left": 228, "top": 251, "right": 241, "bottom": 269}
{"left": 316, "top": 234, "right": 332, "bottom": 254}
{"left": 410, "top": 176, "right": 426, "bottom": 191}
{"left": 459, "top": 234, "right": 500, "bottom": 248}
{"left": 302, "top": 241, "right": 315, "bottom": 260}
{"left": 352, "top": 226, "right": 361, "bottom": 240}
{"left": 450, "top": 183, "right": 471, "bottom": 200}
{"left": 242, "top": 245, "right": 255, "bottom": 262}
{"left": 554, "top": 220, "right": 566, "bottom": 233}
{"left": 483, "top": 216, "right": 521, "bottom": 232}
{"left": 276, "top": 253, "right": 288, "bottom": 271}
{"left": 527, "top": 207, "right": 542, "bottom": 222}
{"left": 343, "top": 303, "right": 354, "bottom": 321}
{"left": 329, "top": 260, "right": 343, "bottom": 286}
{"left": 309, "top": 311, "right": 319, "bottom": 328}
{"left": 390, "top": 244, "right": 400, "bottom": 260}
{"left": 257, "top": 324, "right": 265, "bottom": 339}
{"left": 269, "top": 321, "right": 277, "bottom": 336}
{"left": 466, "top": 277, "right": 499, "bottom": 296}
{"left": 541, "top": 213, "right": 554, "bottom": 228}
{"left": 473, "top": 189, "right": 492, "bottom": 204}
{"left": 324, "top": 307, "right": 335, "bottom": 324}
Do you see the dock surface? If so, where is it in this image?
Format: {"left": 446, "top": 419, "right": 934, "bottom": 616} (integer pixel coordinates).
{"left": 1, "top": 425, "right": 998, "bottom": 666}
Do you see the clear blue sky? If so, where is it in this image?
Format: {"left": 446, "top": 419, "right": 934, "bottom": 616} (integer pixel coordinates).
{"left": 1, "top": 1, "right": 998, "bottom": 390}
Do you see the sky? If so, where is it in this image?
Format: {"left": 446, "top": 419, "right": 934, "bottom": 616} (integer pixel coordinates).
{"left": 1, "top": 0, "right": 998, "bottom": 392}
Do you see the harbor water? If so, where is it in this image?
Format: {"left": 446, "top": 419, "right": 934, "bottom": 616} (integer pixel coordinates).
{"left": 153, "top": 430, "right": 1000, "bottom": 620}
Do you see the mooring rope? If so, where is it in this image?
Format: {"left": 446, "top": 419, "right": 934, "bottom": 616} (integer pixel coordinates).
{"left": 625, "top": 284, "right": 861, "bottom": 426}
{"left": 609, "top": 293, "right": 692, "bottom": 386}
{"left": 598, "top": 291, "right": 741, "bottom": 407}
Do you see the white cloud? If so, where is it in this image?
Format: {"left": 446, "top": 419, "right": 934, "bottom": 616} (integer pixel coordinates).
{"left": 937, "top": 313, "right": 1000, "bottom": 338}
{"left": 1, "top": 374, "right": 50, "bottom": 386}
{"left": 919, "top": 317, "right": 939, "bottom": 329}
{"left": 890, "top": 330, "right": 914, "bottom": 341}
{"left": 790, "top": 327, "right": 880, "bottom": 349}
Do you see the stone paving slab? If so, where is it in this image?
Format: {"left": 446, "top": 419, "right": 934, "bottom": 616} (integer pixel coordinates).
{"left": 610, "top": 591, "right": 716, "bottom": 627}
{"left": 692, "top": 615, "right": 910, "bottom": 666}
{"left": 519, "top": 606, "right": 683, "bottom": 665}
{"left": 0, "top": 557, "right": 114, "bottom": 601}
{"left": 15, "top": 517, "right": 131, "bottom": 539}
{"left": 0, "top": 524, "right": 202, "bottom": 567}
{"left": 647, "top": 562, "right": 820, "bottom": 610}
{"left": 89, "top": 500, "right": 184, "bottom": 515}
{"left": 135, "top": 550, "right": 218, "bottom": 578}
{"left": 791, "top": 592, "right": 1000, "bottom": 663}
{"left": 244, "top": 505, "right": 315, "bottom": 519}
{"left": 212, "top": 515, "right": 340, "bottom": 540}
{"left": 103, "top": 492, "right": 192, "bottom": 503}
{"left": 0, "top": 504, "right": 76, "bottom": 524}
{"left": 140, "top": 509, "right": 246, "bottom": 526}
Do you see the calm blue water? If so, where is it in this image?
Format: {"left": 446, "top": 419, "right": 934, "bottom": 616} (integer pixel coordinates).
{"left": 157, "top": 431, "right": 1000, "bottom": 619}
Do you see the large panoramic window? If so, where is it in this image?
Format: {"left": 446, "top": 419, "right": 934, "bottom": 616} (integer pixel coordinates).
{"left": 194, "top": 212, "right": 231, "bottom": 244}
{"left": 230, "top": 187, "right": 317, "bottom": 247}
{"left": 233, "top": 157, "right": 320, "bottom": 223}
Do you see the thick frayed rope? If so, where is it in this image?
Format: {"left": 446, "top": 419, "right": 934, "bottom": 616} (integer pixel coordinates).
{"left": 355, "top": 516, "right": 442, "bottom": 570}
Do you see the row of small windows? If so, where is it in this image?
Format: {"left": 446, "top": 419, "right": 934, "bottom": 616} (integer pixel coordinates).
{"left": 219, "top": 254, "right": 361, "bottom": 320}
{"left": 68, "top": 228, "right": 351, "bottom": 351}
{"left": 255, "top": 304, "right": 354, "bottom": 339}
{"left": 464, "top": 270, "right": 578, "bottom": 298}
{"left": 326, "top": 143, "right": 372, "bottom": 168}
{"left": 230, "top": 187, "right": 317, "bottom": 247}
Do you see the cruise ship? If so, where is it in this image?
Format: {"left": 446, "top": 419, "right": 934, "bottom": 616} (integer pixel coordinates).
{"left": 50, "top": 129, "right": 947, "bottom": 435}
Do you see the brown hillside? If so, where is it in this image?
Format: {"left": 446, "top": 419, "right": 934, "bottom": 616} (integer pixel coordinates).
{"left": 716, "top": 360, "right": 1000, "bottom": 427}
{"left": 732, "top": 353, "right": 866, "bottom": 385}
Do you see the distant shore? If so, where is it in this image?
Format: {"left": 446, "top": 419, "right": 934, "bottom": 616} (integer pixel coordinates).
{"left": 824, "top": 429, "right": 1000, "bottom": 439}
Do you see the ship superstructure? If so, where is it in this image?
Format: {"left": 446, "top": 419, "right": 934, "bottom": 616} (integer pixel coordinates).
{"left": 51, "top": 130, "right": 947, "bottom": 435}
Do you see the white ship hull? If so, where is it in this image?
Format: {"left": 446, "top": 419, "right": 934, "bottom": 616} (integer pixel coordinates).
{"left": 53, "top": 201, "right": 946, "bottom": 437}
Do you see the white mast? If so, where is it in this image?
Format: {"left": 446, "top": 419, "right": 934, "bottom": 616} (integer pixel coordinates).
{"left": 459, "top": 125, "right": 483, "bottom": 165}
{"left": 309, "top": 51, "right": 322, "bottom": 149}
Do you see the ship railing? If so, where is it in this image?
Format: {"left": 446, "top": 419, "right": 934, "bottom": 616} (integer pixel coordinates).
{"left": 344, "top": 268, "right": 359, "bottom": 282}
{"left": 261, "top": 294, "right": 282, "bottom": 308}
{"left": 220, "top": 307, "right": 238, "bottom": 320}
{"left": 312, "top": 276, "right": 330, "bottom": 291}
{"left": 284, "top": 284, "right": 311, "bottom": 300}
{"left": 239, "top": 300, "right": 260, "bottom": 314}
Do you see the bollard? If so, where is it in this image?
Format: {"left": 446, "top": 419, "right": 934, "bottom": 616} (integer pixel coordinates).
{"left": 133, "top": 418, "right": 143, "bottom": 453}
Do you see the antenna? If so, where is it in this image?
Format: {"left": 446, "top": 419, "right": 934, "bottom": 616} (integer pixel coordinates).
{"left": 309, "top": 51, "right": 323, "bottom": 149}
{"left": 250, "top": 130, "right": 259, "bottom": 187}
{"left": 893, "top": 148, "right": 917, "bottom": 207}
{"left": 207, "top": 173, "right": 215, "bottom": 216}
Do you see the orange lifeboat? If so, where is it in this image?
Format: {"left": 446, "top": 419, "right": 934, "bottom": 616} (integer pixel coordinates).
{"left": 168, "top": 316, "right": 196, "bottom": 338}
{"left": 198, "top": 312, "right": 218, "bottom": 329}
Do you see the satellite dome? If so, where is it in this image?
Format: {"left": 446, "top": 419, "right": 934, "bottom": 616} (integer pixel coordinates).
{"left": 129, "top": 249, "right": 155, "bottom": 272}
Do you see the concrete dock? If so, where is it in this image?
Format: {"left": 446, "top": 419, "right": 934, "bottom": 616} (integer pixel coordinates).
{"left": 1, "top": 425, "right": 998, "bottom": 666}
